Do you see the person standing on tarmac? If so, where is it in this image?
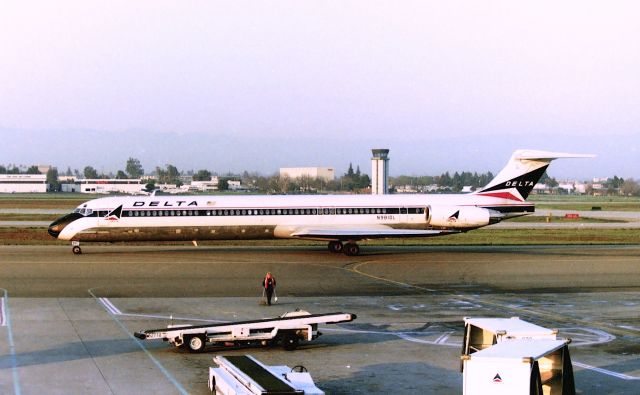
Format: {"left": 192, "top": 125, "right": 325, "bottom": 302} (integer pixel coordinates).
{"left": 262, "top": 272, "right": 276, "bottom": 306}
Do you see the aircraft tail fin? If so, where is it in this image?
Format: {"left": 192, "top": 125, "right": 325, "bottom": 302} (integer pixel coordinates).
{"left": 474, "top": 150, "right": 595, "bottom": 201}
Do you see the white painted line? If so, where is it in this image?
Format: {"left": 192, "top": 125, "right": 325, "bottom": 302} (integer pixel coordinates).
{"left": 118, "top": 312, "right": 225, "bottom": 323}
{"left": 0, "top": 296, "right": 5, "bottom": 326}
{"left": 89, "top": 290, "right": 188, "bottom": 395}
{"left": 395, "top": 332, "right": 459, "bottom": 347}
{"left": 98, "top": 298, "right": 121, "bottom": 315}
{"left": 96, "top": 298, "right": 225, "bottom": 323}
{"left": 573, "top": 361, "right": 640, "bottom": 380}
{"left": 436, "top": 332, "right": 453, "bottom": 344}
{"left": 1, "top": 289, "right": 22, "bottom": 395}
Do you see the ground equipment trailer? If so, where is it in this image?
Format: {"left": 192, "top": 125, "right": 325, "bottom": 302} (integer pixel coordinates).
{"left": 208, "top": 355, "right": 324, "bottom": 394}
{"left": 134, "top": 310, "right": 356, "bottom": 352}
{"left": 462, "top": 317, "right": 559, "bottom": 360}
{"left": 461, "top": 339, "right": 575, "bottom": 395}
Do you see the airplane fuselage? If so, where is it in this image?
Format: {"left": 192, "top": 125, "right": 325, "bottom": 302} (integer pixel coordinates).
{"left": 50, "top": 193, "right": 531, "bottom": 243}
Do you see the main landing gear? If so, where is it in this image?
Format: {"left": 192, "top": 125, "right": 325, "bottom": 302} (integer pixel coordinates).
{"left": 327, "top": 241, "right": 360, "bottom": 256}
{"left": 71, "top": 241, "right": 82, "bottom": 255}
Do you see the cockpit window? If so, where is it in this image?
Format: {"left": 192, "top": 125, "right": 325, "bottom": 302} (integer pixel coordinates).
{"left": 73, "top": 208, "right": 94, "bottom": 216}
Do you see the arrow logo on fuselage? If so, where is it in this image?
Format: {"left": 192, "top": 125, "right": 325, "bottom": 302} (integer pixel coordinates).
{"left": 105, "top": 205, "right": 122, "bottom": 221}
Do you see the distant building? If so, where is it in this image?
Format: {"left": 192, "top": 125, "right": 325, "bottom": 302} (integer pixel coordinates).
{"left": 279, "top": 167, "right": 335, "bottom": 182}
{"left": 228, "top": 180, "right": 244, "bottom": 191}
{"left": 0, "top": 174, "right": 47, "bottom": 193}
{"left": 573, "top": 182, "right": 587, "bottom": 194}
{"left": 190, "top": 177, "right": 219, "bottom": 192}
{"left": 532, "top": 183, "right": 550, "bottom": 194}
{"left": 62, "top": 179, "right": 146, "bottom": 194}
{"left": 37, "top": 165, "right": 52, "bottom": 174}
{"left": 395, "top": 185, "right": 419, "bottom": 193}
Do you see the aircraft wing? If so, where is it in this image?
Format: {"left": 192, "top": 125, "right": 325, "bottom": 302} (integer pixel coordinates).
{"left": 288, "top": 225, "right": 459, "bottom": 241}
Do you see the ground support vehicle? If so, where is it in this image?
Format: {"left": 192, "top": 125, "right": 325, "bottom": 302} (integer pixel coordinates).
{"left": 208, "top": 354, "right": 324, "bottom": 394}
{"left": 461, "top": 339, "right": 575, "bottom": 395}
{"left": 134, "top": 310, "right": 356, "bottom": 352}
{"left": 461, "top": 317, "right": 574, "bottom": 395}
{"left": 462, "top": 316, "right": 559, "bottom": 358}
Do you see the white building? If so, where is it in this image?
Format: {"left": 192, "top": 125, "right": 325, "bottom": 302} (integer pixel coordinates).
{"left": 63, "top": 179, "right": 146, "bottom": 194}
{"left": 532, "top": 183, "right": 550, "bottom": 194}
{"left": 189, "top": 177, "right": 219, "bottom": 192}
{"left": 279, "top": 167, "right": 335, "bottom": 182}
{"left": 228, "top": 180, "right": 244, "bottom": 191}
{"left": 558, "top": 182, "right": 575, "bottom": 194}
{"left": 0, "top": 174, "right": 48, "bottom": 193}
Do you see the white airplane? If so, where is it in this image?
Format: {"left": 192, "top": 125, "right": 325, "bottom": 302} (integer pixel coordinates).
{"left": 48, "top": 150, "right": 593, "bottom": 255}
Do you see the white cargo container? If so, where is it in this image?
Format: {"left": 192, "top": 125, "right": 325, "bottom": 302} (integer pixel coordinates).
{"left": 462, "top": 317, "right": 558, "bottom": 358}
{"left": 462, "top": 338, "right": 575, "bottom": 395}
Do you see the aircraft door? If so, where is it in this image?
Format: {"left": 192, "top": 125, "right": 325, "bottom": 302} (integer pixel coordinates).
{"left": 400, "top": 207, "right": 408, "bottom": 224}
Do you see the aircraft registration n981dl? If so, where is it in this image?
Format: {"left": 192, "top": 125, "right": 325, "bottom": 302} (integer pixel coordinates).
{"left": 48, "top": 150, "right": 593, "bottom": 255}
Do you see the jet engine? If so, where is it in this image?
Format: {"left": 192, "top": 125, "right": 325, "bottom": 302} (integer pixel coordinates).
{"left": 427, "top": 206, "right": 503, "bottom": 229}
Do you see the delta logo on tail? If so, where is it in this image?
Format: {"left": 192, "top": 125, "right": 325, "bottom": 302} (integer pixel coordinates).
{"left": 475, "top": 165, "right": 549, "bottom": 201}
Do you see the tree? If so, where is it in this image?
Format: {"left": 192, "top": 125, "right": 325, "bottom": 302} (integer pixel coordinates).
{"left": 218, "top": 178, "right": 230, "bottom": 191}
{"left": 621, "top": 179, "right": 640, "bottom": 196}
{"left": 0, "top": 165, "right": 6, "bottom": 173}
{"left": 84, "top": 166, "right": 98, "bottom": 179}
{"left": 144, "top": 180, "right": 156, "bottom": 193}
{"left": 46, "top": 167, "right": 60, "bottom": 192}
{"left": 115, "top": 170, "right": 128, "bottom": 179}
{"left": 156, "top": 164, "right": 182, "bottom": 186}
{"left": 126, "top": 157, "right": 144, "bottom": 178}
{"left": 193, "top": 169, "right": 212, "bottom": 181}
{"left": 26, "top": 165, "right": 40, "bottom": 174}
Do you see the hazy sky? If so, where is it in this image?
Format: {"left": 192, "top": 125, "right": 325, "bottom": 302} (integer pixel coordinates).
{"left": 1, "top": 1, "right": 639, "bottom": 178}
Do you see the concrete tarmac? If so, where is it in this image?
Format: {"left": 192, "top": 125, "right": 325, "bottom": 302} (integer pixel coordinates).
{"left": 1, "top": 245, "right": 639, "bottom": 394}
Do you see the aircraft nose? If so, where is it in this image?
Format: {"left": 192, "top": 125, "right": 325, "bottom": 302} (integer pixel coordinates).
{"left": 48, "top": 213, "right": 82, "bottom": 238}
{"left": 48, "top": 222, "right": 62, "bottom": 238}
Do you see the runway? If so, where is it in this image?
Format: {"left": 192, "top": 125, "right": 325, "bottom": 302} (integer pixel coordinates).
{"left": 1, "top": 245, "right": 639, "bottom": 394}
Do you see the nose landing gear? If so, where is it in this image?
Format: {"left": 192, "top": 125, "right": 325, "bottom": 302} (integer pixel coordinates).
{"left": 71, "top": 242, "right": 82, "bottom": 255}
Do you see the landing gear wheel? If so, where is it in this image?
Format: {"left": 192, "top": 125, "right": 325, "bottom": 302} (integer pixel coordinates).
{"left": 344, "top": 243, "right": 360, "bottom": 256}
{"left": 72, "top": 246, "right": 82, "bottom": 255}
{"left": 186, "top": 335, "right": 206, "bottom": 353}
{"left": 328, "top": 241, "right": 343, "bottom": 253}
{"left": 282, "top": 332, "right": 299, "bottom": 351}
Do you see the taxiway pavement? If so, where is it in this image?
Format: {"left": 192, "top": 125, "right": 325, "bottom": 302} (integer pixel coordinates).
{"left": 1, "top": 245, "right": 639, "bottom": 394}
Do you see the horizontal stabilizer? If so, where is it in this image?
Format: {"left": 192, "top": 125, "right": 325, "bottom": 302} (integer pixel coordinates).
{"left": 513, "top": 150, "right": 596, "bottom": 161}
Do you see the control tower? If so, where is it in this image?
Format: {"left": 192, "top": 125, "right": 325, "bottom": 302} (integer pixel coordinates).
{"left": 371, "top": 149, "right": 389, "bottom": 195}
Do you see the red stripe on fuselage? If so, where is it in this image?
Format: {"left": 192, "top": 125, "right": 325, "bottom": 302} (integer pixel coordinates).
{"left": 476, "top": 191, "right": 523, "bottom": 201}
